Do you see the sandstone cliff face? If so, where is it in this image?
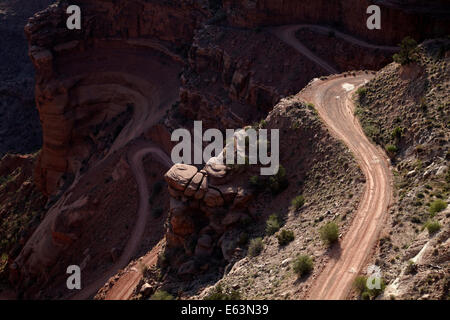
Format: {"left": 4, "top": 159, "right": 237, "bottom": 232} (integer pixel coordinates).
{"left": 25, "top": 1, "right": 204, "bottom": 195}
{"left": 178, "top": 25, "right": 326, "bottom": 130}
{"left": 223, "top": 0, "right": 450, "bottom": 46}
{"left": 163, "top": 162, "right": 254, "bottom": 276}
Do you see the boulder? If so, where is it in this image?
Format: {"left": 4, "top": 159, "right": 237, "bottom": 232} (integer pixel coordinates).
{"left": 194, "top": 175, "right": 208, "bottom": 200}
{"left": 184, "top": 172, "right": 204, "bottom": 197}
{"left": 140, "top": 283, "right": 154, "bottom": 297}
{"left": 205, "top": 163, "right": 228, "bottom": 185}
{"left": 165, "top": 164, "right": 198, "bottom": 191}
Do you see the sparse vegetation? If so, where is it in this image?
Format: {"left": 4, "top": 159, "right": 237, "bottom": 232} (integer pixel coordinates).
{"left": 425, "top": 220, "right": 441, "bottom": 234}
{"left": 385, "top": 144, "right": 398, "bottom": 158}
{"left": 319, "top": 222, "right": 340, "bottom": 245}
{"left": 204, "top": 284, "right": 241, "bottom": 300}
{"left": 293, "top": 255, "right": 314, "bottom": 277}
{"left": 353, "top": 275, "right": 386, "bottom": 299}
{"left": 150, "top": 290, "right": 174, "bottom": 300}
{"left": 248, "top": 238, "right": 264, "bottom": 257}
{"left": 266, "top": 214, "right": 281, "bottom": 236}
{"left": 291, "top": 195, "right": 305, "bottom": 210}
{"left": 356, "top": 87, "right": 367, "bottom": 100}
{"left": 276, "top": 229, "right": 295, "bottom": 246}
{"left": 393, "top": 37, "right": 419, "bottom": 65}
{"left": 391, "top": 127, "right": 404, "bottom": 141}
{"left": 405, "top": 260, "right": 418, "bottom": 274}
{"left": 429, "top": 199, "right": 447, "bottom": 215}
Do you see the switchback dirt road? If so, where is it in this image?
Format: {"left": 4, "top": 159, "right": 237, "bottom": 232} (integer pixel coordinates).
{"left": 272, "top": 24, "right": 394, "bottom": 300}
{"left": 71, "top": 142, "right": 172, "bottom": 300}
{"left": 299, "top": 74, "right": 393, "bottom": 299}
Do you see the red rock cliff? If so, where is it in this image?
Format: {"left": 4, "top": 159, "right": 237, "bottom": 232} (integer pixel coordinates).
{"left": 223, "top": 0, "right": 450, "bottom": 45}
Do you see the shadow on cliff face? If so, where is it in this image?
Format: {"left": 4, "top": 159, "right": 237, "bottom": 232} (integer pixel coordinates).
{"left": 0, "top": 0, "right": 55, "bottom": 156}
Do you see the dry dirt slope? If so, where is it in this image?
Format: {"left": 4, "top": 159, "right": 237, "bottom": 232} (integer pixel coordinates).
{"left": 354, "top": 39, "right": 449, "bottom": 300}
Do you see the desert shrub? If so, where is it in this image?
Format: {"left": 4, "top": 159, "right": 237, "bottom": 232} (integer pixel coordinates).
{"left": 248, "top": 238, "right": 264, "bottom": 257}
{"left": 391, "top": 127, "right": 404, "bottom": 141}
{"left": 292, "top": 195, "right": 305, "bottom": 210}
{"left": 249, "top": 175, "right": 265, "bottom": 192}
{"left": 393, "top": 37, "right": 419, "bottom": 65}
{"left": 277, "top": 229, "right": 295, "bottom": 246}
{"left": 354, "top": 276, "right": 367, "bottom": 293}
{"left": 405, "top": 260, "right": 418, "bottom": 274}
{"left": 238, "top": 232, "right": 249, "bottom": 246}
{"left": 425, "top": 220, "right": 441, "bottom": 234}
{"left": 293, "top": 255, "right": 313, "bottom": 277}
{"left": 385, "top": 144, "right": 398, "bottom": 156}
{"left": 429, "top": 200, "right": 447, "bottom": 215}
{"left": 150, "top": 290, "right": 174, "bottom": 300}
{"left": 353, "top": 275, "right": 386, "bottom": 299}
{"left": 204, "top": 284, "right": 241, "bottom": 300}
{"left": 361, "top": 292, "right": 371, "bottom": 300}
{"left": 319, "top": 222, "right": 340, "bottom": 245}
{"left": 249, "top": 165, "right": 288, "bottom": 195}
{"left": 269, "top": 165, "right": 289, "bottom": 195}
{"left": 356, "top": 87, "right": 367, "bottom": 100}
{"left": 266, "top": 214, "right": 281, "bottom": 235}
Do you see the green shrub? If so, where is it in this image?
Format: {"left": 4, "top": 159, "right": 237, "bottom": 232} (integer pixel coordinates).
{"left": 249, "top": 175, "right": 265, "bottom": 192}
{"left": 353, "top": 276, "right": 386, "bottom": 299}
{"left": 248, "top": 238, "right": 264, "bottom": 257}
{"left": 269, "top": 165, "right": 288, "bottom": 195}
{"left": 405, "top": 260, "right": 418, "bottom": 274}
{"left": 204, "top": 284, "right": 241, "bottom": 300}
{"left": 356, "top": 87, "right": 367, "bottom": 100}
{"left": 293, "top": 255, "right": 314, "bottom": 277}
{"left": 391, "top": 127, "right": 404, "bottom": 141}
{"left": 429, "top": 199, "right": 447, "bottom": 215}
{"left": 150, "top": 290, "right": 174, "bottom": 300}
{"left": 361, "top": 292, "right": 371, "bottom": 300}
{"left": 354, "top": 276, "right": 368, "bottom": 293}
{"left": 319, "top": 222, "right": 340, "bottom": 245}
{"left": 393, "top": 37, "right": 419, "bottom": 65}
{"left": 266, "top": 214, "right": 281, "bottom": 236}
{"left": 385, "top": 144, "right": 398, "bottom": 156}
{"left": 292, "top": 195, "right": 305, "bottom": 210}
{"left": 277, "top": 229, "right": 295, "bottom": 246}
{"left": 425, "top": 220, "right": 441, "bottom": 234}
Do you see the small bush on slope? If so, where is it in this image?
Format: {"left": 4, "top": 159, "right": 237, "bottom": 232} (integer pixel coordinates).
{"left": 248, "top": 238, "right": 264, "bottom": 257}
{"left": 319, "top": 222, "right": 339, "bottom": 245}
{"left": 266, "top": 214, "right": 281, "bottom": 236}
{"left": 277, "top": 229, "right": 295, "bottom": 246}
{"left": 293, "top": 255, "right": 314, "bottom": 277}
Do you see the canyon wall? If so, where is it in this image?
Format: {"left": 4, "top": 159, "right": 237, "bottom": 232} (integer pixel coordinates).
{"left": 223, "top": 0, "right": 450, "bottom": 45}
{"left": 26, "top": 0, "right": 208, "bottom": 195}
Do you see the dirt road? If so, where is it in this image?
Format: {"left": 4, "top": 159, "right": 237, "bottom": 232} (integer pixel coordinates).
{"left": 299, "top": 74, "right": 393, "bottom": 299}
{"left": 271, "top": 23, "right": 394, "bottom": 300}
{"left": 269, "top": 24, "right": 398, "bottom": 75}
{"left": 71, "top": 142, "right": 172, "bottom": 299}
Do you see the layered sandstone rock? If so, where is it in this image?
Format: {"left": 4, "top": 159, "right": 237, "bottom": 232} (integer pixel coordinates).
{"left": 25, "top": 1, "right": 206, "bottom": 195}
{"left": 178, "top": 25, "right": 327, "bottom": 130}
{"left": 163, "top": 162, "right": 253, "bottom": 276}
{"left": 223, "top": 0, "right": 450, "bottom": 46}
